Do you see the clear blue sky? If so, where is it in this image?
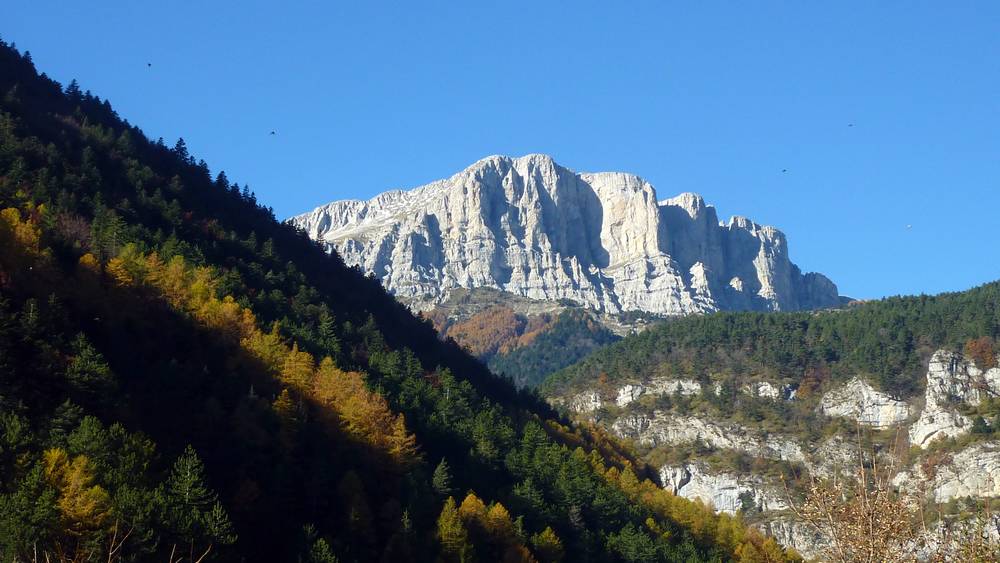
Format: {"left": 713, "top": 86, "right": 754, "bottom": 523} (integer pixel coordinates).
{"left": 6, "top": 2, "right": 999, "bottom": 299}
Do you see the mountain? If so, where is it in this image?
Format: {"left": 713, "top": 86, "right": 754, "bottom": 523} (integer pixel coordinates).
{"left": 291, "top": 154, "right": 841, "bottom": 316}
{"left": 542, "top": 281, "right": 1000, "bottom": 558}
{"left": 0, "top": 42, "right": 796, "bottom": 561}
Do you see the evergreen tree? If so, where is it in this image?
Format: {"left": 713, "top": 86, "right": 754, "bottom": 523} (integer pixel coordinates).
{"left": 972, "top": 416, "right": 991, "bottom": 434}
{"left": 64, "top": 79, "right": 81, "bottom": 100}
{"left": 166, "top": 445, "right": 216, "bottom": 534}
{"left": 172, "top": 138, "right": 190, "bottom": 164}
{"left": 64, "top": 334, "right": 115, "bottom": 403}
{"left": 432, "top": 458, "right": 454, "bottom": 497}
{"left": 202, "top": 501, "right": 237, "bottom": 546}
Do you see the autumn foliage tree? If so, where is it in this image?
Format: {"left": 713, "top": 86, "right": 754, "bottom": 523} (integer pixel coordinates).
{"left": 965, "top": 337, "right": 997, "bottom": 370}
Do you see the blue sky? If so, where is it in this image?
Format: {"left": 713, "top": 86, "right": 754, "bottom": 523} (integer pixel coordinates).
{"left": 6, "top": 1, "right": 999, "bottom": 299}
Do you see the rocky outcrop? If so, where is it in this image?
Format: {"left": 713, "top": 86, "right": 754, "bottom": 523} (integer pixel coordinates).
{"left": 762, "top": 518, "right": 831, "bottom": 561}
{"left": 291, "top": 154, "right": 840, "bottom": 315}
{"left": 611, "top": 412, "right": 806, "bottom": 463}
{"left": 819, "top": 377, "right": 912, "bottom": 428}
{"left": 909, "top": 350, "right": 1000, "bottom": 448}
{"left": 614, "top": 377, "right": 703, "bottom": 407}
{"left": 908, "top": 514, "right": 1000, "bottom": 561}
{"left": 660, "top": 463, "right": 787, "bottom": 514}
{"left": 559, "top": 350, "right": 1000, "bottom": 559}
{"left": 894, "top": 442, "right": 1000, "bottom": 503}
{"left": 744, "top": 381, "right": 796, "bottom": 400}
{"left": 564, "top": 391, "right": 603, "bottom": 413}
{"left": 804, "top": 436, "right": 862, "bottom": 480}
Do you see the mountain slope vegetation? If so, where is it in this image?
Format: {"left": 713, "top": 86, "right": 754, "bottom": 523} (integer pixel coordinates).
{"left": 0, "top": 41, "right": 795, "bottom": 562}
{"left": 544, "top": 284, "right": 1000, "bottom": 401}
{"left": 427, "top": 303, "right": 620, "bottom": 389}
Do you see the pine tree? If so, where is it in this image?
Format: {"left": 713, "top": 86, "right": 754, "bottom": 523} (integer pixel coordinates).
{"left": 65, "top": 334, "right": 115, "bottom": 402}
{"left": 433, "top": 458, "right": 454, "bottom": 497}
{"left": 202, "top": 501, "right": 237, "bottom": 546}
{"left": 65, "top": 79, "right": 81, "bottom": 100}
{"left": 166, "top": 445, "right": 216, "bottom": 536}
{"left": 972, "top": 415, "right": 991, "bottom": 434}
{"left": 317, "top": 307, "right": 340, "bottom": 358}
{"left": 172, "top": 138, "right": 191, "bottom": 164}
{"left": 214, "top": 171, "right": 230, "bottom": 191}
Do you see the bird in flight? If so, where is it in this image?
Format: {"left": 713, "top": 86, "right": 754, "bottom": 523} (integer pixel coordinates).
{"left": 906, "top": 224, "right": 912, "bottom": 230}
{"left": 782, "top": 169, "right": 787, "bottom": 173}
{"left": 147, "top": 63, "right": 152, "bottom": 68}
{"left": 270, "top": 130, "right": 277, "bottom": 136}
{"left": 848, "top": 123, "right": 854, "bottom": 127}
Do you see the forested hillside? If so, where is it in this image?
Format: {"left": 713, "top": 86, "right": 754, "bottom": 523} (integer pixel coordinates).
{"left": 427, "top": 304, "right": 620, "bottom": 389}
{"left": 0, "top": 41, "right": 795, "bottom": 562}
{"left": 545, "top": 283, "right": 1000, "bottom": 400}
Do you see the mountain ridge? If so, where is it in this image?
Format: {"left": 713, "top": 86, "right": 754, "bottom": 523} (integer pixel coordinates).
{"left": 291, "top": 154, "right": 842, "bottom": 316}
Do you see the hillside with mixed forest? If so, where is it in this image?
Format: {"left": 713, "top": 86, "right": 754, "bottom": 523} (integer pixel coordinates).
{"left": 0, "top": 41, "right": 797, "bottom": 562}
{"left": 423, "top": 290, "right": 622, "bottom": 389}
{"left": 544, "top": 283, "right": 1000, "bottom": 399}
{"left": 543, "top": 281, "right": 1000, "bottom": 558}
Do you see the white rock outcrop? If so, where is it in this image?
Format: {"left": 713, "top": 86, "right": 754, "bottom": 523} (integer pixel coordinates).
{"left": 894, "top": 442, "right": 1000, "bottom": 503}
{"left": 566, "top": 391, "right": 603, "bottom": 413}
{"left": 615, "top": 384, "right": 645, "bottom": 407}
{"left": 743, "top": 381, "right": 796, "bottom": 400}
{"left": 291, "top": 154, "right": 840, "bottom": 315}
{"left": 745, "top": 381, "right": 782, "bottom": 399}
{"left": 820, "top": 377, "right": 912, "bottom": 428}
{"left": 613, "top": 377, "right": 703, "bottom": 407}
{"left": 909, "top": 350, "right": 1000, "bottom": 448}
{"left": 611, "top": 412, "right": 805, "bottom": 463}
{"left": 660, "top": 463, "right": 787, "bottom": 514}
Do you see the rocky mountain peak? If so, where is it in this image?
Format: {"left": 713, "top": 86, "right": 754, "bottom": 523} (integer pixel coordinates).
{"left": 290, "top": 154, "right": 841, "bottom": 315}
{"left": 660, "top": 192, "right": 709, "bottom": 220}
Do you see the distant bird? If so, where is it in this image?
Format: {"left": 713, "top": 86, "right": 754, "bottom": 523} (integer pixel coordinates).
{"left": 147, "top": 62, "right": 152, "bottom": 68}
{"left": 782, "top": 169, "right": 787, "bottom": 173}
{"left": 906, "top": 224, "right": 912, "bottom": 230}
{"left": 848, "top": 123, "right": 854, "bottom": 127}
{"left": 270, "top": 130, "right": 277, "bottom": 136}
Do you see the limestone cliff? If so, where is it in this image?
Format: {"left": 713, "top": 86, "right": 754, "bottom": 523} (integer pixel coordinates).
{"left": 291, "top": 154, "right": 840, "bottom": 315}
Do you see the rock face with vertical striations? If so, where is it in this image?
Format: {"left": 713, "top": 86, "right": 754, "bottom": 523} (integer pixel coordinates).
{"left": 290, "top": 154, "right": 840, "bottom": 315}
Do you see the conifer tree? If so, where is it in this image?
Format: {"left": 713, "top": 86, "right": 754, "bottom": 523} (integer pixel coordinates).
{"left": 166, "top": 445, "right": 216, "bottom": 534}
{"left": 437, "top": 497, "right": 472, "bottom": 562}
{"left": 530, "top": 527, "right": 564, "bottom": 563}
{"left": 432, "top": 458, "right": 454, "bottom": 497}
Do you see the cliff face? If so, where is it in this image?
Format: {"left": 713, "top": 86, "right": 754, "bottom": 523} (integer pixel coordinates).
{"left": 551, "top": 348, "right": 1000, "bottom": 560}
{"left": 291, "top": 154, "right": 840, "bottom": 315}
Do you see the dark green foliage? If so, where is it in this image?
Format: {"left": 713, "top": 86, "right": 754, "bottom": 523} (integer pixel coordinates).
{"left": 545, "top": 286, "right": 1000, "bottom": 399}
{"left": 971, "top": 416, "right": 991, "bottom": 435}
{"left": 432, "top": 458, "right": 454, "bottom": 497}
{"left": 490, "top": 309, "right": 620, "bottom": 388}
